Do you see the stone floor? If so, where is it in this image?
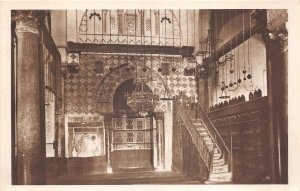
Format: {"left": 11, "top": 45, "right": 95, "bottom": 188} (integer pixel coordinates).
{"left": 47, "top": 171, "right": 203, "bottom": 185}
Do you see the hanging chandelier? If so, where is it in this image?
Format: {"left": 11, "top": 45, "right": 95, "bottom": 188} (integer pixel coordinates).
{"left": 124, "top": 9, "right": 159, "bottom": 117}
{"left": 126, "top": 77, "right": 159, "bottom": 117}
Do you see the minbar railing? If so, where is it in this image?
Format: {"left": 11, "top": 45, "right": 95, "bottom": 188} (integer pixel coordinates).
{"left": 178, "top": 103, "right": 213, "bottom": 170}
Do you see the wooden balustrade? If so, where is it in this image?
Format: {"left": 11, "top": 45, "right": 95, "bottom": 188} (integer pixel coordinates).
{"left": 178, "top": 104, "right": 213, "bottom": 170}
{"left": 191, "top": 102, "right": 232, "bottom": 171}
{"left": 208, "top": 96, "right": 268, "bottom": 183}
{"left": 210, "top": 89, "right": 263, "bottom": 111}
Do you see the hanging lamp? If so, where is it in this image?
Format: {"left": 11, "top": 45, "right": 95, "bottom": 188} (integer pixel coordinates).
{"left": 160, "top": 9, "right": 174, "bottom": 100}
{"left": 126, "top": 10, "right": 160, "bottom": 116}
{"left": 227, "top": 10, "right": 238, "bottom": 91}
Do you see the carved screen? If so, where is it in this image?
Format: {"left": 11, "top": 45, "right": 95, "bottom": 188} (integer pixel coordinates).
{"left": 112, "top": 117, "right": 151, "bottom": 150}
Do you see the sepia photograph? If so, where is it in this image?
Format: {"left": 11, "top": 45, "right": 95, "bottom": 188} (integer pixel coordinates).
{"left": 1, "top": 1, "right": 300, "bottom": 190}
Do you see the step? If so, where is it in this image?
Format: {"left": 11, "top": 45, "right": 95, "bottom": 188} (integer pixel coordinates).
{"left": 194, "top": 123, "right": 205, "bottom": 128}
{"left": 196, "top": 127, "right": 206, "bottom": 132}
{"left": 213, "top": 153, "right": 222, "bottom": 159}
{"left": 204, "top": 180, "right": 233, "bottom": 184}
{"left": 199, "top": 132, "right": 209, "bottom": 136}
{"left": 213, "top": 158, "right": 225, "bottom": 166}
{"left": 204, "top": 140, "right": 213, "bottom": 145}
{"left": 191, "top": 118, "right": 203, "bottom": 124}
{"left": 214, "top": 148, "right": 220, "bottom": 154}
{"left": 206, "top": 144, "right": 214, "bottom": 151}
{"left": 209, "top": 172, "right": 232, "bottom": 182}
{"left": 202, "top": 136, "right": 212, "bottom": 141}
{"left": 212, "top": 164, "right": 228, "bottom": 173}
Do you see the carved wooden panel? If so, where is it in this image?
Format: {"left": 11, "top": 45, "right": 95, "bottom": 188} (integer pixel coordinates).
{"left": 172, "top": 103, "right": 209, "bottom": 181}
{"left": 208, "top": 97, "right": 268, "bottom": 183}
{"left": 112, "top": 117, "right": 151, "bottom": 150}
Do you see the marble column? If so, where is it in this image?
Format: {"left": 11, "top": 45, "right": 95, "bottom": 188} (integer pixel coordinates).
{"left": 155, "top": 112, "right": 165, "bottom": 170}
{"left": 263, "top": 9, "right": 288, "bottom": 184}
{"left": 12, "top": 10, "right": 46, "bottom": 184}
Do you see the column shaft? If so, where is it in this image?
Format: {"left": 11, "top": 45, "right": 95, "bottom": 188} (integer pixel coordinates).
{"left": 13, "top": 10, "right": 46, "bottom": 185}
{"left": 265, "top": 34, "right": 288, "bottom": 183}
{"left": 155, "top": 113, "right": 165, "bottom": 170}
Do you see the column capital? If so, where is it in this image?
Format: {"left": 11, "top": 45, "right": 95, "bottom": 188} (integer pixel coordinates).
{"left": 154, "top": 112, "right": 164, "bottom": 121}
{"left": 262, "top": 9, "right": 288, "bottom": 53}
{"left": 153, "top": 10, "right": 160, "bottom": 16}
{"left": 266, "top": 29, "right": 288, "bottom": 53}
{"left": 60, "top": 64, "right": 67, "bottom": 79}
{"left": 117, "top": 10, "right": 124, "bottom": 15}
{"left": 103, "top": 113, "right": 113, "bottom": 121}
{"left": 12, "top": 10, "right": 46, "bottom": 35}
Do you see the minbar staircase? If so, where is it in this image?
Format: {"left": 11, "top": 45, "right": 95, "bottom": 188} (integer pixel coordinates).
{"left": 178, "top": 102, "right": 233, "bottom": 184}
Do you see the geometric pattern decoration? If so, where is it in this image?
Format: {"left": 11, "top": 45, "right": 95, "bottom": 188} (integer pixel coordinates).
{"left": 64, "top": 53, "right": 197, "bottom": 115}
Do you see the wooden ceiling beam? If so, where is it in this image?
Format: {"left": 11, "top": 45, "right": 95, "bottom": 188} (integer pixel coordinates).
{"left": 67, "top": 41, "right": 194, "bottom": 57}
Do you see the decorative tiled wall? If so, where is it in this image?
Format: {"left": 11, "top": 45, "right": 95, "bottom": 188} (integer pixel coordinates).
{"left": 64, "top": 53, "right": 197, "bottom": 115}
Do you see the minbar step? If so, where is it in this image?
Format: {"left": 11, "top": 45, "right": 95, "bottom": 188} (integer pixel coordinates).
{"left": 204, "top": 180, "right": 233, "bottom": 184}
{"left": 213, "top": 153, "right": 222, "bottom": 159}
{"left": 209, "top": 172, "right": 232, "bottom": 182}
{"left": 212, "top": 164, "right": 228, "bottom": 173}
{"left": 213, "top": 158, "right": 225, "bottom": 166}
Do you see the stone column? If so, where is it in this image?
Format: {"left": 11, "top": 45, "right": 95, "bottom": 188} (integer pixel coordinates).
{"left": 154, "top": 10, "right": 160, "bottom": 36}
{"left": 57, "top": 67, "right": 67, "bottom": 157}
{"left": 263, "top": 9, "right": 288, "bottom": 184}
{"left": 151, "top": 117, "right": 157, "bottom": 169}
{"left": 155, "top": 112, "right": 165, "bottom": 170}
{"left": 12, "top": 10, "right": 46, "bottom": 184}
{"left": 102, "top": 10, "right": 108, "bottom": 34}
{"left": 11, "top": 20, "right": 18, "bottom": 185}
{"left": 103, "top": 113, "right": 113, "bottom": 173}
{"left": 117, "top": 10, "right": 124, "bottom": 34}
{"left": 195, "top": 56, "right": 210, "bottom": 112}
{"left": 198, "top": 78, "right": 209, "bottom": 111}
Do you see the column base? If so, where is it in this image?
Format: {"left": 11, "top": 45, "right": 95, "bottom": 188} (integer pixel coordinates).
{"left": 107, "top": 165, "right": 113, "bottom": 173}
{"left": 154, "top": 166, "right": 165, "bottom": 172}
